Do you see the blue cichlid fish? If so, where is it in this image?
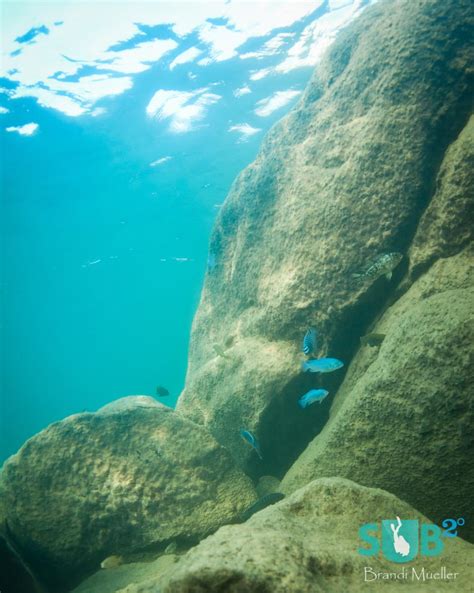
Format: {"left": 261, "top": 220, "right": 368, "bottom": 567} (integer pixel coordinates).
{"left": 302, "top": 327, "right": 317, "bottom": 355}
{"left": 240, "top": 429, "right": 263, "bottom": 460}
{"left": 301, "top": 358, "right": 344, "bottom": 373}
{"left": 207, "top": 253, "right": 217, "bottom": 272}
{"left": 298, "top": 388, "right": 329, "bottom": 408}
{"left": 354, "top": 252, "right": 403, "bottom": 282}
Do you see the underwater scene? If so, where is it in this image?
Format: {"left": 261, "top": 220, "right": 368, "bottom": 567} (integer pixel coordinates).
{"left": 0, "top": 0, "right": 473, "bottom": 591}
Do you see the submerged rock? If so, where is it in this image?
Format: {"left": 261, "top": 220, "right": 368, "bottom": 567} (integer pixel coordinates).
{"left": 405, "top": 115, "right": 474, "bottom": 281}
{"left": 0, "top": 396, "right": 257, "bottom": 590}
{"left": 237, "top": 492, "right": 285, "bottom": 523}
{"left": 282, "top": 250, "right": 474, "bottom": 540}
{"left": 177, "top": 0, "right": 474, "bottom": 478}
{"left": 359, "top": 332, "right": 385, "bottom": 347}
{"left": 115, "top": 478, "right": 473, "bottom": 593}
{"left": 0, "top": 529, "right": 46, "bottom": 593}
{"left": 71, "top": 554, "right": 178, "bottom": 593}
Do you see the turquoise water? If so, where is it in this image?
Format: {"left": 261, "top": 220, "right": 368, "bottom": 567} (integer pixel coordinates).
{"left": 0, "top": 11, "right": 317, "bottom": 461}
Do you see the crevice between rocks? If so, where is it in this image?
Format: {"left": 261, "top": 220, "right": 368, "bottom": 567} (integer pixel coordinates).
{"left": 244, "top": 95, "right": 473, "bottom": 483}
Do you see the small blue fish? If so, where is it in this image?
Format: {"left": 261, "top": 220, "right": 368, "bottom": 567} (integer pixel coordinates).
{"left": 240, "top": 429, "right": 263, "bottom": 460}
{"left": 301, "top": 358, "right": 344, "bottom": 373}
{"left": 298, "top": 388, "right": 329, "bottom": 408}
{"left": 207, "top": 252, "right": 216, "bottom": 273}
{"left": 302, "top": 327, "right": 317, "bottom": 355}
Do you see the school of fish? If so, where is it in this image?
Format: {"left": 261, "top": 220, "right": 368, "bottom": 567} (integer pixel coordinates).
{"left": 226, "top": 252, "right": 400, "bottom": 461}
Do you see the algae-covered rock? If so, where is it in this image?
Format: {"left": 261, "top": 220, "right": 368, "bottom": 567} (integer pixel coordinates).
{"left": 71, "top": 554, "right": 178, "bottom": 593}
{"left": 0, "top": 396, "right": 257, "bottom": 589}
{"left": 177, "top": 0, "right": 474, "bottom": 477}
{"left": 406, "top": 115, "right": 474, "bottom": 281}
{"left": 115, "top": 478, "right": 473, "bottom": 593}
{"left": 282, "top": 251, "right": 474, "bottom": 540}
{"left": 237, "top": 492, "right": 285, "bottom": 523}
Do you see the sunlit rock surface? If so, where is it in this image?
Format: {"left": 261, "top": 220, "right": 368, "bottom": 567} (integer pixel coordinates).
{"left": 281, "top": 250, "right": 474, "bottom": 541}
{"left": 0, "top": 396, "right": 256, "bottom": 589}
{"left": 80, "top": 478, "right": 473, "bottom": 593}
{"left": 177, "top": 0, "right": 474, "bottom": 481}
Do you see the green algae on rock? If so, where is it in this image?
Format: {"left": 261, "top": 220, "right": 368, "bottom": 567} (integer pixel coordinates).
{"left": 177, "top": 0, "right": 474, "bottom": 479}
{"left": 109, "top": 478, "right": 473, "bottom": 593}
{"left": 404, "top": 114, "right": 474, "bottom": 284}
{"left": 71, "top": 553, "right": 179, "bottom": 593}
{"left": 0, "top": 396, "right": 257, "bottom": 590}
{"left": 237, "top": 492, "right": 285, "bottom": 523}
{"left": 281, "top": 250, "right": 474, "bottom": 541}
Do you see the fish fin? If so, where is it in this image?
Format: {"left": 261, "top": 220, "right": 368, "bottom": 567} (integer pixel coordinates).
{"left": 385, "top": 271, "right": 392, "bottom": 281}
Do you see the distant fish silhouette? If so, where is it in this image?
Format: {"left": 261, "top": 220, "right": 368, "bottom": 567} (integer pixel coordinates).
{"left": 360, "top": 333, "right": 385, "bottom": 347}
{"left": 301, "top": 358, "right": 344, "bottom": 373}
{"left": 213, "top": 344, "right": 231, "bottom": 359}
{"left": 240, "top": 429, "right": 263, "bottom": 460}
{"left": 302, "top": 327, "right": 317, "bottom": 355}
{"left": 238, "top": 492, "right": 285, "bottom": 522}
{"left": 207, "top": 253, "right": 217, "bottom": 272}
{"left": 156, "top": 385, "right": 170, "bottom": 397}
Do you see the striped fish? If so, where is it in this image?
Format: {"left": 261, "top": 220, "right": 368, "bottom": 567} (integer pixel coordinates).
{"left": 302, "top": 327, "right": 318, "bottom": 355}
{"left": 354, "top": 252, "right": 403, "bottom": 282}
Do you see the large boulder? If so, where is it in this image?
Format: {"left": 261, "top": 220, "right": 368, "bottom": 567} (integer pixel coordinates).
{"left": 71, "top": 554, "right": 178, "bottom": 593}
{"left": 92, "top": 478, "right": 473, "bottom": 593}
{"left": 281, "top": 249, "right": 474, "bottom": 540}
{"left": 177, "top": 0, "right": 474, "bottom": 478}
{"left": 405, "top": 114, "right": 474, "bottom": 281}
{"left": 0, "top": 396, "right": 257, "bottom": 590}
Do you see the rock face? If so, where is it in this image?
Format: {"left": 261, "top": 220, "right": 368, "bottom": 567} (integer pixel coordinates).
{"left": 405, "top": 115, "right": 474, "bottom": 282}
{"left": 97, "top": 478, "right": 473, "bottom": 593}
{"left": 0, "top": 396, "right": 256, "bottom": 590}
{"left": 71, "top": 554, "right": 178, "bottom": 593}
{"left": 0, "top": 532, "right": 46, "bottom": 593}
{"left": 177, "top": 0, "right": 474, "bottom": 478}
{"left": 282, "top": 249, "right": 474, "bottom": 539}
